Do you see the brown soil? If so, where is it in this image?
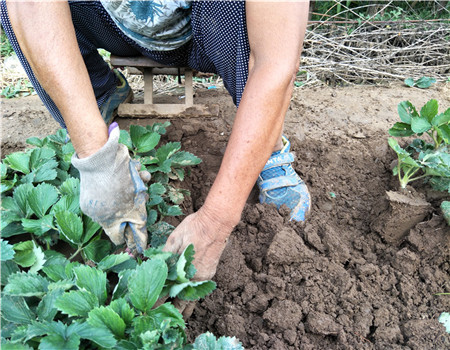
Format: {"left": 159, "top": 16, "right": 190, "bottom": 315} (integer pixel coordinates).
{"left": 2, "top": 82, "right": 450, "bottom": 349}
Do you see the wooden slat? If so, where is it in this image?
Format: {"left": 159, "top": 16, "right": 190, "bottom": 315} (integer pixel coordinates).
{"left": 118, "top": 103, "right": 219, "bottom": 118}
{"left": 143, "top": 68, "right": 153, "bottom": 104}
{"left": 184, "top": 69, "right": 194, "bottom": 106}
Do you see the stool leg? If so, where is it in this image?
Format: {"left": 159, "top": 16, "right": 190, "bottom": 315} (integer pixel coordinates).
{"left": 144, "top": 67, "right": 153, "bottom": 104}
{"left": 184, "top": 69, "right": 194, "bottom": 106}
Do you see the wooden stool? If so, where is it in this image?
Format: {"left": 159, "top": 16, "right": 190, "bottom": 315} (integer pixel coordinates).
{"left": 110, "top": 55, "right": 218, "bottom": 118}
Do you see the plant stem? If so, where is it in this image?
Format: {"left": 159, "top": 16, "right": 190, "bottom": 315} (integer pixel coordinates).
{"left": 69, "top": 246, "right": 83, "bottom": 261}
{"left": 407, "top": 174, "right": 430, "bottom": 183}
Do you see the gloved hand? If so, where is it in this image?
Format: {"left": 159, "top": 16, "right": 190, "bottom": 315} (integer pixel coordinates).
{"left": 71, "top": 123, "right": 149, "bottom": 254}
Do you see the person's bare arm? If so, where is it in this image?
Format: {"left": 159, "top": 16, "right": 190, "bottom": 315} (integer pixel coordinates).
{"left": 164, "top": 1, "right": 310, "bottom": 283}
{"left": 7, "top": 1, "right": 107, "bottom": 158}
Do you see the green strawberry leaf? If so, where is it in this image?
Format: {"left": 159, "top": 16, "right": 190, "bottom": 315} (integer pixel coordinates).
{"left": 397, "top": 101, "right": 419, "bottom": 124}
{"left": 388, "top": 122, "right": 414, "bottom": 137}
{"left": 112, "top": 269, "right": 134, "bottom": 300}
{"left": 83, "top": 239, "right": 112, "bottom": 263}
{"left": 128, "top": 259, "right": 168, "bottom": 313}
{"left": 420, "top": 99, "right": 439, "bottom": 122}
{"left": 40, "top": 333, "right": 80, "bottom": 350}
{"left": 411, "top": 116, "right": 431, "bottom": 134}
{"left": 119, "top": 129, "right": 133, "bottom": 150}
{"left": 156, "top": 142, "right": 181, "bottom": 162}
{"left": 68, "top": 321, "right": 117, "bottom": 348}
{"left": 4, "top": 152, "right": 30, "bottom": 174}
{"left": 13, "top": 183, "right": 34, "bottom": 218}
{"left": 1, "top": 239, "right": 15, "bottom": 261}
{"left": 55, "top": 211, "right": 83, "bottom": 244}
{"left": 1, "top": 295, "right": 35, "bottom": 324}
{"left": 29, "top": 242, "right": 46, "bottom": 273}
{"left": 109, "top": 298, "right": 135, "bottom": 326}
{"left": 21, "top": 214, "right": 54, "bottom": 236}
{"left": 135, "top": 131, "right": 161, "bottom": 154}
{"left": 55, "top": 290, "right": 99, "bottom": 317}
{"left": 171, "top": 151, "right": 202, "bottom": 166}
{"left": 82, "top": 215, "right": 101, "bottom": 244}
{"left": 404, "top": 78, "right": 415, "bottom": 87}
{"left": 88, "top": 306, "right": 126, "bottom": 339}
{"left": 1, "top": 260, "right": 20, "bottom": 286}
{"left": 59, "top": 177, "right": 80, "bottom": 196}
{"left": 97, "top": 253, "right": 132, "bottom": 272}
{"left": 3, "top": 272, "right": 49, "bottom": 297}
{"left": 414, "top": 76, "right": 436, "bottom": 89}
{"left": 73, "top": 265, "right": 107, "bottom": 304}
{"left": 13, "top": 241, "right": 36, "bottom": 268}
{"left": 36, "top": 288, "right": 65, "bottom": 322}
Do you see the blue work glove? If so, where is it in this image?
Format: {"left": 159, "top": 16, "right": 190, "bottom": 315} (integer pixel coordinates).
{"left": 72, "top": 123, "right": 149, "bottom": 254}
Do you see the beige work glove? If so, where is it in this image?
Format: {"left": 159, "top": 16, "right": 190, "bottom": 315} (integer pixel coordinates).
{"left": 72, "top": 123, "right": 149, "bottom": 254}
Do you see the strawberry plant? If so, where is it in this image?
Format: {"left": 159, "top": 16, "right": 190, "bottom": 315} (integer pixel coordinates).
{"left": 388, "top": 99, "right": 450, "bottom": 191}
{"left": 1, "top": 125, "right": 243, "bottom": 349}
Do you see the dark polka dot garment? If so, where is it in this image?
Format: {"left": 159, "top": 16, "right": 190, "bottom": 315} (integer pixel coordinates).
{"left": 0, "top": 0, "right": 250, "bottom": 128}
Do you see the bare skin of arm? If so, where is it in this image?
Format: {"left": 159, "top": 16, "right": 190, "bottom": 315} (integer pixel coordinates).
{"left": 6, "top": 1, "right": 108, "bottom": 158}
{"left": 163, "top": 1, "right": 310, "bottom": 281}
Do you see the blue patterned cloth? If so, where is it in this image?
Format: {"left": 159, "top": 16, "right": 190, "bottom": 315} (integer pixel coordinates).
{"left": 100, "top": 0, "right": 192, "bottom": 51}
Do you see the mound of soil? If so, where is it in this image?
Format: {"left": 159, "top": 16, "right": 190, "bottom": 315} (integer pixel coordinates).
{"left": 2, "top": 83, "right": 449, "bottom": 349}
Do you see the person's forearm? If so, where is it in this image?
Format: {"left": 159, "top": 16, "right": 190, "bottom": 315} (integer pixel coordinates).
{"left": 202, "top": 65, "right": 295, "bottom": 230}
{"left": 7, "top": 1, "right": 107, "bottom": 158}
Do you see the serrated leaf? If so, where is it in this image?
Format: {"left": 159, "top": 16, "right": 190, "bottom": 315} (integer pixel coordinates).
{"left": 1, "top": 260, "right": 20, "bottom": 286}
{"left": 176, "top": 244, "right": 196, "bottom": 283}
{"left": 21, "top": 214, "right": 54, "bottom": 236}
{"left": 13, "top": 183, "right": 34, "bottom": 218}
{"left": 1, "top": 173, "right": 18, "bottom": 194}
{"left": 131, "top": 316, "right": 158, "bottom": 344}
{"left": 168, "top": 187, "right": 185, "bottom": 204}
{"left": 420, "top": 99, "right": 439, "bottom": 122}
{"left": 37, "top": 288, "right": 65, "bottom": 322}
{"left": 156, "top": 142, "right": 181, "bottom": 162}
{"left": 415, "top": 76, "right": 436, "bottom": 89}
{"left": 4, "top": 271, "right": 49, "bottom": 297}
{"left": 47, "top": 279, "right": 74, "bottom": 292}
{"left": 128, "top": 259, "right": 168, "bottom": 313}
{"left": 97, "top": 253, "right": 132, "bottom": 271}
{"left": 119, "top": 129, "right": 133, "bottom": 150}
{"left": 432, "top": 109, "right": 450, "bottom": 127}
{"left": 29, "top": 242, "right": 46, "bottom": 273}
{"left": 42, "top": 255, "right": 69, "bottom": 281}
{"left": 149, "top": 221, "right": 174, "bottom": 248}
{"left": 26, "top": 136, "right": 44, "bottom": 147}
{"left": 0, "top": 162, "right": 7, "bottom": 179}
{"left": 55, "top": 211, "right": 83, "bottom": 244}
{"left": 148, "top": 302, "right": 185, "bottom": 329}
{"left": 437, "top": 124, "right": 450, "bottom": 144}
{"left": 112, "top": 269, "right": 134, "bottom": 300}
{"left": 82, "top": 215, "right": 101, "bottom": 244}
{"left": 13, "top": 240, "right": 36, "bottom": 268}
{"left": 73, "top": 265, "right": 107, "bottom": 304}
{"left": 60, "top": 177, "right": 80, "bottom": 196}
{"left": 40, "top": 333, "right": 80, "bottom": 350}
{"left": 29, "top": 148, "right": 56, "bottom": 170}
{"left": 83, "top": 239, "right": 111, "bottom": 263}
{"left": 173, "top": 167, "right": 185, "bottom": 181}
{"left": 194, "top": 332, "right": 244, "bottom": 350}
{"left": 88, "top": 306, "right": 126, "bottom": 339}
{"left": 1, "top": 295, "right": 35, "bottom": 324}
{"left": 388, "top": 122, "right": 414, "bottom": 137}
{"left": 411, "top": 117, "right": 431, "bottom": 134}
{"left": 1, "top": 222, "right": 26, "bottom": 238}
{"left": 148, "top": 194, "right": 163, "bottom": 206}
{"left": 149, "top": 159, "right": 172, "bottom": 173}
{"left": 55, "top": 290, "right": 99, "bottom": 317}
{"left": 136, "top": 131, "right": 161, "bottom": 154}
{"left": 143, "top": 247, "right": 173, "bottom": 261}
{"left": 1, "top": 239, "right": 15, "bottom": 261}
{"left": 397, "top": 101, "right": 418, "bottom": 124}
{"left": 170, "top": 280, "right": 216, "bottom": 300}
{"left": 149, "top": 183, "right": 166, "bottom": 196}
{"left": 25, "top": 320, "right": 65, "bottom": 339}
{"left": 1, "top": 340, "right": 33, "bottom": 350}
{"left": 147, "top": 209, "right": 158, "bottom": 226}
{"left": 110, "top": 298, "right": 135, "bottom": 326}
{"left": 130, "top": 125, "right": 148, "bottom": 144}
{"left": 68, "top": 321, "right": 117, "bottom": 348}
{"left": 51, "top": 194, "right": 80, "bottom": 214}
{"left": 171, "top": 151, "right": 202, "bottom": 166}
{"left": 4, "top": 152, "right": 30, "bottom": 174}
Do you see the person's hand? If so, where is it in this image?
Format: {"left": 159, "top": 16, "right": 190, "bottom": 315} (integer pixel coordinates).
{"left": 71, "top": 123, "right": 150, "bottom": 254}
{"left": 162, "top": 207, "right": 234, "bottom": 318}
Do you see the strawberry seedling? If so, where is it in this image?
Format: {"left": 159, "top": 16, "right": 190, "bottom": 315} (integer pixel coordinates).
{"left": 388, "top": 99, "right": 450, "bottom": 191}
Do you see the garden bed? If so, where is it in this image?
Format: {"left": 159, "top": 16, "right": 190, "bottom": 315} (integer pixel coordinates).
{"left": 2, "top": 82, "right": 449, "bottom": 349}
